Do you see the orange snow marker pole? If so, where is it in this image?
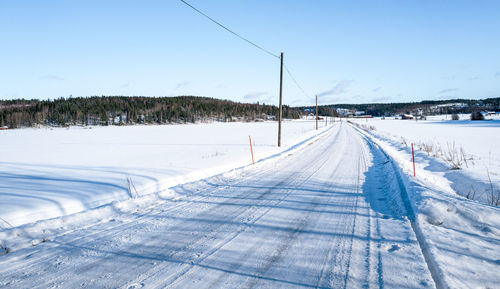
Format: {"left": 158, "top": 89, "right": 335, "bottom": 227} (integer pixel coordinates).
{"left": 249, "top": 135, "right": 255, "bottom": 165}
{"left": 411, "top": 143, "right": 416, "bottom": 176}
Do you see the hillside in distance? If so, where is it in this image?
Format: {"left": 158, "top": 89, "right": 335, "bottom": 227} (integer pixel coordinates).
{"left": 303, "top": 97, "right": 500, "bottom": 117}
{"left": 1, "top": 96, "right": 499, "bottom": 129}
{"left": 0, "top": 96, "right": 300, "bottom": 128}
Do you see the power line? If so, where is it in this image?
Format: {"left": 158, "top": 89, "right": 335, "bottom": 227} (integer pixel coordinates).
{"left": 284, "top": 64, "right": 314, "bottom": 102}
{"left": 179, "top": 0, "right": 280, "bottom": 59}
{"left": 179, "top": 0, "right": 314, "bottom": 104}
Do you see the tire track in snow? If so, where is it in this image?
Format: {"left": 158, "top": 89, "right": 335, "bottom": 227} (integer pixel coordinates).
{"left": 351, "top": 124, "right": 443, "bottom": 289}
{"left": 57, "top": 174, "right": 297, "bottom": 288}
{"left": 243, "top": 149, "right": 343, "bottom": 288}
{"left": 358, "top": 131, "right": 384, "bottom": 289}
{"left": 2, "top": 174, "right": 253, "bottom": 277}
{"left": 157, "top": 127, "right": 343, "bottom": 288}
{"left": 62, "top": 126, "right": 340, "bottom": 288}
{"left": 200, "top": 125, "right": 348, "bottom": 289}
{"left": 340, "top": 134, "right": 362, "bottom": 289}
{"left": 52, "top": 125, "right": 342, "bottom": 286}
{"left": 236, "top": 124, "right": 362, "bottom": 289}
{"left": 282, "top": 123, "right": 360, "bottom": 289}
{"left": 1, "top": 147, "right": 304, "bottom": 288}
{"left": 312, "top": 125, "right": 362, "bottom": 289}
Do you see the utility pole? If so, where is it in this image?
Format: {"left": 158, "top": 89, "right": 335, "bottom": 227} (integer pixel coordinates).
{"left": 315, "top": 95, "right": 318, "bottom": 130}
{"left": 278, "top": 52, "right": 283, "bottom": 147}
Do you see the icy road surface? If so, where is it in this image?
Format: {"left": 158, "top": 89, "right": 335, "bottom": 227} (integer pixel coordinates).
{"left": 0, "top": 123, "right": 436, "bottom": 288}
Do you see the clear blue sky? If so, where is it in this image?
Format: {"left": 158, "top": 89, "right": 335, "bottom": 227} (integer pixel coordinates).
{"left": 1, "top": 0, "right": 499, "bottom": 106}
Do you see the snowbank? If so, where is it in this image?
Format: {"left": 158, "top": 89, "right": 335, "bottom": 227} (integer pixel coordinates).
{"left": 350, "top": 117, "right": 500, "bottom": 206}
{"left": 352, "top": 123, "right": 500, "bottom": 289}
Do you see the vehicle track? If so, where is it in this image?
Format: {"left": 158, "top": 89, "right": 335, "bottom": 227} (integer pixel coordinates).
{"left": 137, "top": 126, "right": 343, "bottom": 288}
{"left": 5, "top": 125, "right": 340, "bottom": 288}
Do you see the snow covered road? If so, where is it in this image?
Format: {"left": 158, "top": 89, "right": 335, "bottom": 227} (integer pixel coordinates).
{"left": 0, "top": 123, "right": 436, "bottom": 288}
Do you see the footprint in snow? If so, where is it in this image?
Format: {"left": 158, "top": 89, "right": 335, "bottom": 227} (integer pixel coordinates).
{"left": 127, "top": 283, "right": 144, "bottom": 289}
{"left": 387, "top": 244, "right": 400, "bottom": 252}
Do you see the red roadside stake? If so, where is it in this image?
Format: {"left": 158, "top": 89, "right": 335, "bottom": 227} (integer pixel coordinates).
{"left": 249, "top": 135, "right": 255, "bottom": 165}
{"left": 411, "top": 143, "right": 416, "bottom": 177}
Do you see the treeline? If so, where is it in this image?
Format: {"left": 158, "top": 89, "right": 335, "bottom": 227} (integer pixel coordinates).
{"left": 3, "top": 96, "right": 498, "bottom": 128}
{"left": 0, "top": 96, "right": 301, "bottom": 128}
{"left": 300, "top": 97, "right": 500, "bottom": 117}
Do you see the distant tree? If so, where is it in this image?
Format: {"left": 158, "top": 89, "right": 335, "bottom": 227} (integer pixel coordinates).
{"left": 470, "top": 111, "right": 484, "bottom": 120}
{"left": 101, "top": 110, "right": 108, "bottom": 125}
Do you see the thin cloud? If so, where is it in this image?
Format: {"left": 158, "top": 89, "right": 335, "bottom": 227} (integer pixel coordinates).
{"left": 317, "top": 80, "right": 353, "bottom": 97}
{"left": 175, "top": 81, "right": 190, "bottom": 90}
{"left": 438, "top": 88, "right": 459, "bottom": 94}
{"left": 495, "top": 71, "right": 500, "bottom": 77}
{"left": 39, "top": 75, "right": 64, "bottom": 81}
{"left": 243, "top": 92, "right": 274, "bottom": 104}
{"left": 243, "top": 91, "right": 267, "bottom": 100}
{"left": 120, "top": 82, "right": 130, "bottom": 88}
{"left": 372, "top": 87, "right": 381, "bottom": 93}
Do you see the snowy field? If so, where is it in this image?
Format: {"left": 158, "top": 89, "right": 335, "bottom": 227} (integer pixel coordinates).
{"left": 0, "top": 120, "right": 328, "bottom": 228}
{"left": 350, "top": 115, "right": 500, "bottom": 205}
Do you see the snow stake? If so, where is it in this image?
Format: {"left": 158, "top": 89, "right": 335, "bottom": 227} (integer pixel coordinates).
{"left": 249, "top": 135, "right": 255, "bottom": 165}
{"left": 411, "top": 143, "right": 416, "bottom": 176}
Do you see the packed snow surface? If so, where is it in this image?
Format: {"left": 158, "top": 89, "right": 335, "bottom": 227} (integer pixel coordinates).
{"left": 0, "top": 119, "right": 498, "bottom": 288}
{"left": 1, "top": 122, "right": 438, "bottom": 288}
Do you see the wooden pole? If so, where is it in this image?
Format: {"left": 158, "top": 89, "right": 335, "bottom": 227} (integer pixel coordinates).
{"left": 278, "top": 52, "right": 283, "bottom": 147}
{"left": 315, "top": 95, "right": 318, "bottom": 130}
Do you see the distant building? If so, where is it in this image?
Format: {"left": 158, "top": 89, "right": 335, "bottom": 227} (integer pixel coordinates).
{"left": 430, "top": 103, "right": 468, "bottom": 113}
{"left": 0, "top": 126, "right": 8, "bottom": 130}
{"left": 401, "top": 114, "right": 414, "bottom": 120}
{"left": 336, "top": 108, "right": 352, "bottom": 117}
{"left": 113, "top": 115, "right": 127, "bottom": 125}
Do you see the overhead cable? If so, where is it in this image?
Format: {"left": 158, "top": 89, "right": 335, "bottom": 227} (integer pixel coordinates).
{"left": 179, "top": 0, "right": 280, "bottom": 59}
{"left": 180, "top": 0, "right": 313, "bottom": 102}
{"left": 284, "top": 65, "right": 314, "bottom": 101}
